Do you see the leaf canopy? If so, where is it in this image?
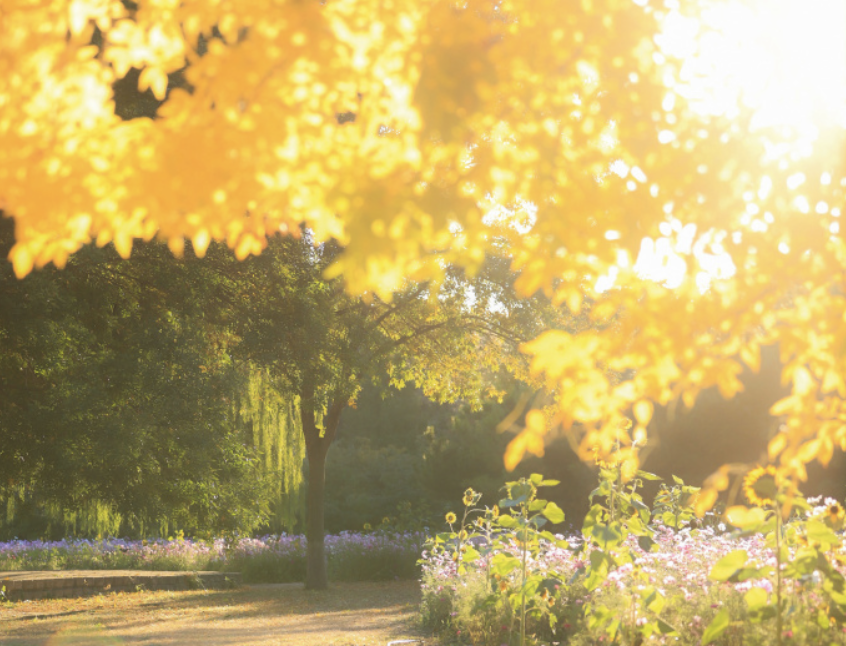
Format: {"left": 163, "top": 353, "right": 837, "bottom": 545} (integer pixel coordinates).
{"left": 3, "top": 0, "right": 846, "bottom": 499}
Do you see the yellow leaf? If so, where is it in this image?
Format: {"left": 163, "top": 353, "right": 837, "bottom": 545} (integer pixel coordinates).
{"left": 796, "top": 439, "right": 820, "bottom": 464}
{"left": 192, "top": 230, "right": 211, "bottom": 257}
{"left": 113, "top": 233, "right": 133, "bottom": 259}
{"left": 768, "top": 433, "right": 787, "bottom": 461}
{"left": 567, "top": 290, "right": 581, "bottom": 315}
{"left": 504, "top": 434, "right": 527, "bottom": 471}
{"left": 792, "top": 366, "right": 814, "bottom": 397}
{"left": 167, "top": 236, "right": 184, "bottom": 258}
{"left": 138, "top": 67, "right": 168, "bottom": 101}
{"left": 740, "top": 344, "right": 760, "bottom": 373}
{"left": 818, "top": 437, "right": 834, "bottom": 467}
{"left": 525, "top": 409, "right": 546, "bottom": 434}
{"left": 821, "top": 370, "right": 844, "bottom": 396}
{"left": 704, "top": 468, "right": 729, "bottom": 492}
{"left": 770, "top": 396, "right": 799, "bottom": 416}
{"left": 9, "top": 244, "right": 34, "bottom": 279}
{"left": 695, "top": 488, "right": 718, "bottom": 517}
{"left": 633, "top": 400, "right": 653, "bottom": 426}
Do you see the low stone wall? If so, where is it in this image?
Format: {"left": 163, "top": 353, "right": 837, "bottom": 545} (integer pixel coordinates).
{"left": 0, "top": 570, "right": 241, "bottom": 601}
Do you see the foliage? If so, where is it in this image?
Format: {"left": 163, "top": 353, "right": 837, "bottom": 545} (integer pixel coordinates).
{"left": 325, "top": 382, "right": 599, "bottom": 534}
{"left": 5, "top": 0, "right": 846, "bottom": 522}
{"left": 421, "top": 473, "right": 846, "bottom": 646}
{"left": 0, "top": 228, "right": 300, "bottom": 539}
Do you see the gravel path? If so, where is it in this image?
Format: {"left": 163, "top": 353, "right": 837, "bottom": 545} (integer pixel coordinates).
{"left": 1, "top": 579, "right": 429, "bottom": 646}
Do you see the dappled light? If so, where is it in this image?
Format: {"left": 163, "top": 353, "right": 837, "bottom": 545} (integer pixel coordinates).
{"left": 5, "top": 1, "right": 846, "bottom": 641}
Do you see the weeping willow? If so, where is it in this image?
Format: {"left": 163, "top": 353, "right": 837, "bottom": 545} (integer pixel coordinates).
{"left": 0, "top": 365, "right": 306, "bottom": 540}
{"left": 0, "top": 486, "right": 123, "bottom": 539}
{"left": 235, "top": 364, "right": 306, "bottom": 533}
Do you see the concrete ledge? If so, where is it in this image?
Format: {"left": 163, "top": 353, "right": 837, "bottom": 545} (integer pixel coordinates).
{"left": 0, "top": 570, "right": 241, "bottom": 601}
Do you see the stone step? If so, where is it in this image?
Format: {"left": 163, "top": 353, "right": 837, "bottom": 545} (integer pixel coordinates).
{"left": 0, "top": 570, "right": 241, "bottom": 601}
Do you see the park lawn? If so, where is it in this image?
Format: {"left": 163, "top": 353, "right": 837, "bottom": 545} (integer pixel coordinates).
{"left": 0, "top": 580, "right": 427, "bottom": 646}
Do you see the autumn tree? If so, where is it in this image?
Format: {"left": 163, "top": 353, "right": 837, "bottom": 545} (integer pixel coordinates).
{"left": 4, "top": 0, "right": 846, "bottom": 528}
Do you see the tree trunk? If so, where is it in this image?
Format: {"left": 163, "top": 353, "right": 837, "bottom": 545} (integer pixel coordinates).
{"left": 305, "top": 438, "right": 328, "bottom": 590}
{"left": 301, "top": 391, "right": 345, "bottom": 590}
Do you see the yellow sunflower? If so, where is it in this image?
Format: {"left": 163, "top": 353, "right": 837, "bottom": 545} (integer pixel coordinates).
{"left": 463, "top": 488, "right": 477, "bottom": 507}
{"left": 743, "top": 466, "right": 779, "bottom": 507}
{"left": 445, "top": 512, "right": 457, "bottom": 524}
{"left": 825, "top": 501, "right": 845, "bottom": 529}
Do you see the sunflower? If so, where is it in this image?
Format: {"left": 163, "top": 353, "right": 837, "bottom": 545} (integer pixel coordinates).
{"left": 743, "top": 466, "right": 779, "bottom": 507}
{"left": 445, "top": 512, "right": 457, "bottom": 524}
{"left": 463, "top": 488, "right": 477, "bottom": 507}
{"left": 825, "top": 501, "right": 845, "bottom": 529}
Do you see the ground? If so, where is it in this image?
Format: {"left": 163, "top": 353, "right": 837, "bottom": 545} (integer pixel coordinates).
{"left": 1, "top": 580, "right": 428, "bottom": 646}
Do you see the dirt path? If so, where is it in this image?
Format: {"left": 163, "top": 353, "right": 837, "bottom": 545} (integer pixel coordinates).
{"left": 1, "top": 580, "right": 431, "bottom": 646}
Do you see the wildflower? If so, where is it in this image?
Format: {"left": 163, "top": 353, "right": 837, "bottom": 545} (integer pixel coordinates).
{"left": 462, "top": 488, "right": 477, "bottom": 507}
{"left": 445, "top": 512, "right": 457, "bottom": 525}
{"left": 743, "top": 466, "right": 779, "bottom": 507}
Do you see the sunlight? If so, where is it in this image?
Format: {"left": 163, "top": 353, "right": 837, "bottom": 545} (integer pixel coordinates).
{"left": 620, "top": 0, "right": 846, "bottom": 294}
{"left": 657, "top": 0, "right": 846, "bottom": 149}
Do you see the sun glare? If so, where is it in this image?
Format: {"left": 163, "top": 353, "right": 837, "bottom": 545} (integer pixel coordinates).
{"left": 657, "top": 0, "right": 846, "bottom": 144}
{"left": 620, "top": 0, "right": 846, "bottom": 295}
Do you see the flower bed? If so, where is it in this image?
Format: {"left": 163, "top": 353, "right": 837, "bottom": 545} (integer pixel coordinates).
{"left": 0, "top": 531, "right": 426, "bottom": 583}
{"left": 419, "top": 473, "right": 846, "bottom": 646}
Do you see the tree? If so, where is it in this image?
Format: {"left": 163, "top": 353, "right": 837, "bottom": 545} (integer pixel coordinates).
{"left": 4, "top": 1, "right": 846, "bottom": 522}
{"left": 0, "top": 222, "right": 298, "bottom": 539}
{"left": 191, "top": 234, "right": 564, "bottom": 588}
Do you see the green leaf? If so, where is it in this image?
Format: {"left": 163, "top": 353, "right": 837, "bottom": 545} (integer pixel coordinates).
{"left": 636, "top": 470, "right": 662, "bottom": 481}
{"left": 672, "top": 475, "right": 684, "bottom": 485}
{"left": 582, "top": 504, "right": 603, "bottom": 537}
{"left": 462, "top": 547, "right": 480, "bottom": 562}
{"left": 656, "top": 617, "right": 677, "bottom": 635}
{"left": 529, "top": 499, "right": 547, "bottom": 512}
{"left": 817, "top": 608, "right": 831, "bottom": 629}
{"left": 709, "top": 550, "right": 748, "bottom": 582}
{"left": 490, "top": 554, "right": 520, "bottom": 577}
{"left": 701, "top": 609, "right": 730, "bottom": 645}
{"left": 744, "top": 586, "right": 768, "bottom": 611}
{"left": 606, "top": 618, "right": 621, "bottom": 640}
{"left": 807, "top": 519, "right": 840, "bottom": 548}
{"left": 643, "top": 588, "right": 665, "bottom": 614}
{"left": 637, "top": 535, "right": 657, "bottom": 552}
{"left": 543, "top": 502, "right": 565, "bottom": 524}
{"left": 540, "top": 479, "right": 561, "bottom": 487}
{"left": 591, "top": 521, "right": 623, "bottom": 549}
{"left": 496, "top": 515, "right": 517, "bottom": 528}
